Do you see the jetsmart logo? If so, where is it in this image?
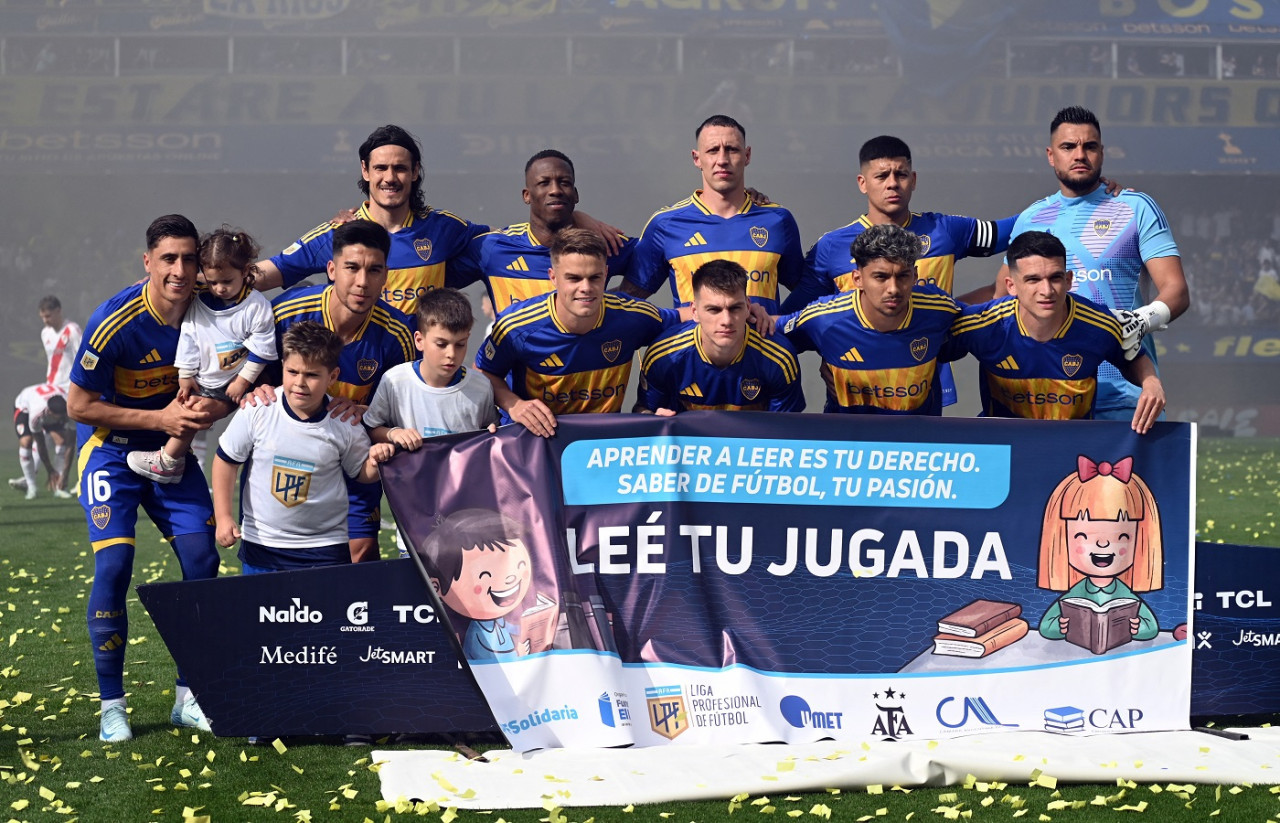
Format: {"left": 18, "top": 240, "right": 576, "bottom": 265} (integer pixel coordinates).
{"left": 501, "top": 704, "right": 580, "bottom": 735}
{"left": 259, "top": 597, "right": 323, "bottom": 624}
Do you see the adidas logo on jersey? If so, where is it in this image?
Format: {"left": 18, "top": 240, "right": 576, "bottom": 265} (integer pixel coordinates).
{"left": 141, "top": 348, "right": 163, "bottom": 364}
{"left": 840, "top": 347, "right": 864, "bottom": 363}
{"left": 680, "top": 383, "right": 704, "bottom": 398}
{"left": 683, "top": 233, "right": 708, "bottom": 248}
{"left": 540, "top": 354, "right": 564, "bottom": 369}
{"left": 995, "top": 355, "right": 1020, "bottom": 370}
{"left": 506, "top": 257, "right": 530, "bottom": 272}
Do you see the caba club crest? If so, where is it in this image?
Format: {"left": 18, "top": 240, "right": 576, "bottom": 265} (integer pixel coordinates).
{"left": 601, "top": 340, "right": 622, "bottom": 363}
{"left": 1061, "top": 354, "right": 1083, "bottom": 377}
{"left": 750, "top": 226, "right": 768, "bottom": 248}
{"left": 909, "top": 337, "right": 929, "bottom": 362}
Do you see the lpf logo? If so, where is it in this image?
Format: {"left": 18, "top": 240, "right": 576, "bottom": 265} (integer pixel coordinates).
{"left": 271, "top": 456, "right": 314, "bottom": 507}
{"left": 645, "top": 685, "right": 688, "bottom": 740}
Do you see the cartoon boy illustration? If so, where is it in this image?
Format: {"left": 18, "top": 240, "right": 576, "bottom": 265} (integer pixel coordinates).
{"left": 418, "top": 508, "right": 559, "bottom": 661}
{"left": 1037, "top": 456, "right": 1163, "bottom": 651}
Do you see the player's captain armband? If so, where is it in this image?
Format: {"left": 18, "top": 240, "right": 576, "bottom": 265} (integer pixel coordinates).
{"left": 1112, "top": 300, "right": 1172, "bottom": 361}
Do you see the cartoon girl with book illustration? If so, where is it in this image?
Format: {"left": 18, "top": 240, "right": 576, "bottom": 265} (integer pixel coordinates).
{"left": 1036, "top": 456, "right": 1163, "bottom": 653}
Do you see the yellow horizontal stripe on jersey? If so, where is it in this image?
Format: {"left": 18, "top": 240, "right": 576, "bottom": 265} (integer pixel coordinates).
{"left": 88, "top": 297, "right": 146, "bottom": 352}
{"left": 951, "top": 301, "right": 1017, "bottom": 334}
{"left": 114, "top": 365, "right": 180, "bottom": 399}
{"left": 986, "top": 374, "right": 1094, "bottom": 420}
{"left": 670, "top": 250, "right": 781, "bottom": 305}
{"left": 489, "top": 275, "right": 554, "bottom": 316}
{"left": 330, "top": 381, "right": 373, "bottom": 404}
{"left": 298, "top": 219, "right": 337, "bottom": 245}
{"left": 749, "top": 337, "right": 799, "bottom": 382}
{"left": 682, "top": 400, "right": 767, "bottom": 412}
{"left": 824, "top": 360, "right": 935, "bottom": 412}
{"left": 382, "top": 264, "right": 447, "bottom": 315}
{"left": 604, "top": 294, "right": 661, "bottom": 320}
{"left": 491, "top": 297, "right": 552, "bottom": 346}
{"left": 642, "top": 329, "right": 696, "bottom": 370}
{"left": 527, "top": 362, "right": 633, "bottom": 414}
{"left": 915, "top": 254, "right": 957, "bottom": 294}
{"left": 272, "top": 296, "right": 325, "bottom": 323}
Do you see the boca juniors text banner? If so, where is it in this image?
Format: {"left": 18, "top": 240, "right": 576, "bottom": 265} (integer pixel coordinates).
{"left": 382, "top": 414, "right": 1195, "bottom": 752}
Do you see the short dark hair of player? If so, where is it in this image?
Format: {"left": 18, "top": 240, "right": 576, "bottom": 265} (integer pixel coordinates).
{"left": 332, "top": 219, "right": 391, "bottom": 261}
{"left": 525, "top": 149, "right": 574, "bottom": 176}
{"left": 38, "top": 295, "right": 61, "bottom": 313}
{"left": 696, "top": 114, "right": 746, "bottom": 141}
{"left": 549, "top": 227, "right": 607, "bottom": 264}
{"left": 358, "top": 124, "right": 426, "bottom": 215}
{"left": 1006, "top": 231, "right": 1068, "bottom": 269}
{"left": 146, "top": 214, "right": 199, "bottom": 251}
{"left": 1050, "top": 106, "right": 1101, "bottom": 137}
{"left": 199, "top": 225, "right": 261, "bottom": 287}
{"left": 859, "top": 135, "right": 912, "bottom": 167}
{"left": 280, "top": 320, "right": 343, "bottom": 371}
{"left": 692, "top": 259, "right": 748, "bottom": 300}
{"left": 418, "top": 508, "right": 526, "bottom": 596}
{"left": 44, "top": 394, "right": 69, "bottom": 426}
{"left": 416, "top": 288, "right": 474, "bottom": 334}
{"left": 851, "top": 223, "right": 923, "bottom": 269}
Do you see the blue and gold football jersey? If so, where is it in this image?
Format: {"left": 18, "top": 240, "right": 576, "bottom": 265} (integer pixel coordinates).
{"left": 639, "top": 323, "right": 804, "bottom": 413}
{"left": 625, "top": 191, "right": 803, "bottom": 313}
{"left": 70, "top": 282, "right": 183, "bottom": 451}
{"left": 779, "top": 285, "right": 961, "bottom": 415}
{"left": 1011, "top": 187, "right": 1178, "bottom": 412}
{"left": 271, "top": 285, "right": 415, "bottom": 405}
{"left": 949, "top": 293, "right": 1128, "bottom": 420}
{"left": 476, "top": 293, "right": 675, "bottom": 415}
{"left": 271, "top": 203, "right": 487, "bottom": 317}
{"left": 787, "top": 212, "right": 1015, "bottom": 307}
{"left": 449, "top": 222, "right": 638, "bottom": 317}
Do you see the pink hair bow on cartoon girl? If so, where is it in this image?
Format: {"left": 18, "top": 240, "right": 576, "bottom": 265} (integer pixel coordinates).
{"left": 1077, "top": 455, "right": 1133, "bottom": 483}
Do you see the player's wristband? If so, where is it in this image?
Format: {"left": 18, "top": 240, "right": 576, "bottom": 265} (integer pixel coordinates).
{"left": 238, "top": 361, "right": 265, "bottom": 381}
{"left": 1136, "top": 300, "right": 1172, "bottom": 332}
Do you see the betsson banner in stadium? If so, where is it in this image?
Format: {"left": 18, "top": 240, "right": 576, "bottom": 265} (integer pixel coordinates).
{"left": 382, "top": 414, "right": 1194, "bottom": 752}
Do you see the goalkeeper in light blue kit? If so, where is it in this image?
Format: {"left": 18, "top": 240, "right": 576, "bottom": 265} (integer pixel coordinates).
{"left": 997, "top": 106, "right": 1189, "bottom": 421}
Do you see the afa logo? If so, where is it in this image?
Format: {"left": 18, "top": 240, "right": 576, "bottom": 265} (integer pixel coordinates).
{"left": 414, "top": 237, "right": 433, "bottom": 262}
{"left": 870, "top": 687, "right": 912, "bottom": 740}
{"left": 1093, "top": 218, "right": 1112, "bottom": 237}
{"left": 645, "top": 685, "right": 688, "bottom": 740}
{"left": 357, "top": 358, "right": 379, "bottom": 381}
{"left": 601, "top": 339, "right": 622, "bottom": 363}
{"left": 271, "top": 457, "right": 314, "bottom": 508}
{"left": 1061, "top": 353, "right": 1083, "bottom": 377}
{"left": 91, "top": 505, "right": 111, "bottom": 530}
{"left": 909, "top": 337, "right": 929, "bottom": 363}
{"left": 918, "top": 234, "right": 932, "bottom": 255}
{"left": 740, "top": 377, "right": 762, "bottom": 401}
{"left": 750, "top": 226, "right": 769, "bottom": 248}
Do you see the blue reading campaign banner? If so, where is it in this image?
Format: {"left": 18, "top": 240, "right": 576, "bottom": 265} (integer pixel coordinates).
{"left": 382, "top": 414, "right": 1194, "bottom": 751}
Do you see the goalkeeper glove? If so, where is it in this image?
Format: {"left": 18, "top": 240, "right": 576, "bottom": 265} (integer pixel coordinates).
{"left": 1111, "top": 300, "right": 1171, "bottom": 361}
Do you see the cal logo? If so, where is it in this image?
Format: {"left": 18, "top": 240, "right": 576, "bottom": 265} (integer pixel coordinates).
{"left": 414, "top": 237, "right": 433, "bottom": 262}
{"left": 80, "top": 350, "right": 99, "bottom": 371}
{"left": 1061, "top": 353, "right": 1083, "bottom": 377}
{"left": 918, "top": 234, "right": 932, "bottom": 255}
{"left": 740, "top": 377, "right": 762, "bottom": 401}
{"left": 271, "top": 457, "right": 314, "bottom": 508}
{"left": 357, "top": 358, "right": 379, "bottom": 381}
{"left": 1093, "top": 218, "right": 1111, "bottom": 237}
{"left": 601, "top": 339, "right": 622, "bottom": 363}
{"left": 909, "top": 337, "right": 929, "bottom": 362}
{"left": 645, "top": 686, "right": 688, "bottom": 740}
{"left": 90, "top": 505, "right": 111, "bottom": 530}
{"left": 750, "top": 226, "right": 769, "bottom": 248}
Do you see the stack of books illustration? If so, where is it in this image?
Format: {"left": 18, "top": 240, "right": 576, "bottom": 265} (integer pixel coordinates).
{"left": 932, "top": 599, "right": 1028, "bottom": 658}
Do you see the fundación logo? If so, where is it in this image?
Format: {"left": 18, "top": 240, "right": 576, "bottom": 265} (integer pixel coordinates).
{"left": 502, "top": 704, "right": 580, "bottom": 736}
{"left": 259, "top": 597, "right": 323, "bottom": 624}
{"left": 779, "top": 695, "right": 843, "bottom": 731}
{"left": 598, "top": 692, "right": 632, "bottom": 729}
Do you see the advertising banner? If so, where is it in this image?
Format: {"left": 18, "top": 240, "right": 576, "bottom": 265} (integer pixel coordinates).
{"left": 137, "top": 559, "right": 499, "bottom": 737}
{"left": 1191, "top": 542, "right": 1280, "bottom": 716}
{"left": 382, "top": 414, "right": 1195, "bottom": 752}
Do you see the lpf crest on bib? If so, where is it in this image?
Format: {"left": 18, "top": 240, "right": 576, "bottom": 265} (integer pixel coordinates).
{"left": 1061, "top": 353, "right": 1084, "bottom": 377}
{"left": 740, "top": 377, "right": 762, "bottom": 401}
{"left": 357, "top": 358, "right": 379, "bottom": 381}
{"left": 271, "top": 457, "right": 314, "bottom": 508}
{"left": 601, "top": 339, "right": 622, "bottom": 363}
{"left": 909, "top": 337, "right": 930, "bottom": 362}
{"left": 750, "top": 226, "right": 769, "bottom": 248}
{"left": 217, "top": 345, "right": 248, "bottom": 371}
{"left": 414, "top": 237, "right": 433, "bottom": 261}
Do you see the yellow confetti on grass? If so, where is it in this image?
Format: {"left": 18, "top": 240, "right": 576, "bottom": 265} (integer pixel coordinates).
{"left": 272, "top": 738, "right": 288, "bottom": 754}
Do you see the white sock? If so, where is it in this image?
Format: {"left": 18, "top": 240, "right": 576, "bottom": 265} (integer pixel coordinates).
{"left": 175, "top": 685, "right": 191, "bottom": 705}
{"left": 18, "top": 447, "right": 37, "bottom": 487}
{"left": 159, "top": 449, "right": 183, "bottom": 468}
{"left": 101, "top": 697, "right": 126, "bottom": 712}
